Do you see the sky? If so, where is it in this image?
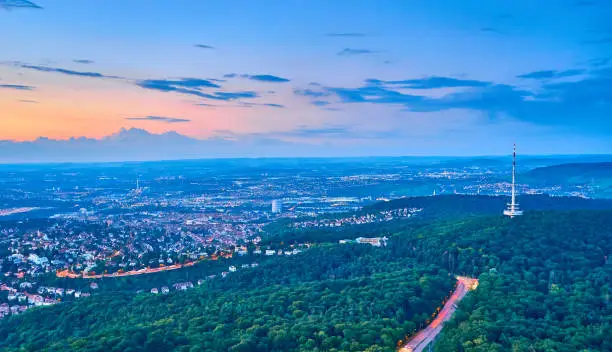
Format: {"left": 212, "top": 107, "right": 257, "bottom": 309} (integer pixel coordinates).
{"left": 1, "top": 0, "right": 611, "bottom": 157}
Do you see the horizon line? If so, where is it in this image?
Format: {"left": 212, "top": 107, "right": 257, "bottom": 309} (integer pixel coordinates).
{"left": 2, "top": 153, "right": 612, "bottom": 167}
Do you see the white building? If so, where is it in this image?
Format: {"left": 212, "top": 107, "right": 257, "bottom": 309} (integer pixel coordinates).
{"left": 271, "top": 200, "right": 282, "bottom": 214}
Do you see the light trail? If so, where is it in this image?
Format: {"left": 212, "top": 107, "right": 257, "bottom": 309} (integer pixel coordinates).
{"left": 399, "top": 276, "right": 478, "bottom": 352}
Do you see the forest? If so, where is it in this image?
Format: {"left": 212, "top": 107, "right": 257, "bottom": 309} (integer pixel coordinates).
{"left": 0, "top": 208, "right": 610, "bottom": 351}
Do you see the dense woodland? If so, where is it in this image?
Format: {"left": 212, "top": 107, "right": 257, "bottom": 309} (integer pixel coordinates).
{"left": 0, "top": 198, "right": 610, "bottom": 351}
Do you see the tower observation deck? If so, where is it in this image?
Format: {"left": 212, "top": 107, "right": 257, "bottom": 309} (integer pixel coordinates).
{"left": 503, "top": 144, "right": 523, "bottom": 218}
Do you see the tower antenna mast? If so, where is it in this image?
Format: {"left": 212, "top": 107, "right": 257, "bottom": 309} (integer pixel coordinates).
{"left": 504, "top": 144, "right": 523, "bottom": 218}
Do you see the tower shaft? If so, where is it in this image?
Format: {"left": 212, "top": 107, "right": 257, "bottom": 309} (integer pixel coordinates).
{"left": 504, "top": 143, "right": 523, "bottom": 217}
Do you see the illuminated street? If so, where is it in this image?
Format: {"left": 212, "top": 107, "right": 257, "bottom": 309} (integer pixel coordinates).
{"left": 400, "top": 276, "right": 478, "bottom": 352}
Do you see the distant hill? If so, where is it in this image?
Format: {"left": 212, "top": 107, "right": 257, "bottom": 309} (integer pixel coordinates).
{"left": 523, "top": 162, "right": 612, "bottom": 197}
{"left": 524, "top": 162, "right": 612, "bottom": 183}
{"left": 365, "top": 194, "right": 612, "bottom": 219}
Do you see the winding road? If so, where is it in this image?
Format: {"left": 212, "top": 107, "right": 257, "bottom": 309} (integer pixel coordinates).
{"left": 399, "top": 276, "right": 478, "bottom": 352}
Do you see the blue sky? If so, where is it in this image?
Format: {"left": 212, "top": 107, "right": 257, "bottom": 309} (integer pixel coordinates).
{"left": 1, "top": 0, "right": 611, "bottom": 156}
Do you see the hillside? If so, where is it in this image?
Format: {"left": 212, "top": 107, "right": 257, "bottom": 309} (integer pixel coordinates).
{"left": 524, "top": 162, "right": 612, "bottom": 197}
{"left": 525, "top": 162, "right": 612, "bottom": 182}
{"left": 367, "top": 194, "right": 612, "bottom": 219}
{"left": 0, "top": 210, "right": 610, "bottom": 351}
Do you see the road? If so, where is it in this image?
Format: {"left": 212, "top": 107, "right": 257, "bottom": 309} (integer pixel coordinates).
{"left": 56, "top": 260, "right": 201, "bottom": 279}
{"left": 399, "top": 276, "right": 478, "bottom": 352}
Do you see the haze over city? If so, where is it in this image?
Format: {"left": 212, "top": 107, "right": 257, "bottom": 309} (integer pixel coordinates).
{"left": 1, "top": 0, "right": 611, "bottom": 162}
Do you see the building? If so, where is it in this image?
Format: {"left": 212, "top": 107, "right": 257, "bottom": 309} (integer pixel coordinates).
{"left": 356, "top": 236, "right": 388, "bottom": 247}
{"left": 271, "top": 200, "right": 282, "bottom": 214}
{"left": 173, "top": 282, "right": 194, "bottom": 291}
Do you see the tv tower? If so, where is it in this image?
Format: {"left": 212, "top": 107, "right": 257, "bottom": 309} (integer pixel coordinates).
{"left": 504, "top": 144, "right": 523, "bottom": 218}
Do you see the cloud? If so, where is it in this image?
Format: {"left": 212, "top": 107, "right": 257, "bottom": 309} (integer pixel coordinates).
{"left": 326, "top": 33, "right": 366, "bottom": 37}
{"left": 329, "top": 85, "right": 424, "bottom": 104}
{"left": 235, "top": 102, "right": 285, "bottom": 109}
{"left": 287, "top": 126, "right": 349, "bottom": 137}
{"left": 136, "top": 77, "right": 258, "bottom": 101}
{"left": 586, "top": 57, "right": 610, "bottom": 67}
{"left": 245, "top": 74, "right": 290, "bottom": 83}
{"left": 224, "top": 74, "right": 290, "bottom": 83}
{"left": 15, "top": 63, "right": 120, "bottom": 79}
{"left": 368, "top": 76, "right": 492, "bottom": 89}
{"left": 73, "top": 59, "right": 94, "bottom": 64}
{"left": 517, "top": 69, "right": 586, "bottom": 80}
{"left": 0, "top": 84, "right": 34, "bottom": 90}
{"left": 0, "top": 0, "right": 42, "bottom": 10}
{"left": 125, "top": 116, "right": 191, "bottom": 123}
{"left": 18, "top": 99, "right": 39, "bottom": 103}
{"left": 137, "top": 78, "right": 220, "bottom": 91}
{"left": 195, "top": 44, "right": 215, "bottom": 49}
{"left": 214, "top": 91, "right": 258, "bottom": 100}
{"left": 316, "top": 70, "right": 612, "bottom": 134}
{"left": 337, "top": 48, "right": 377, "bottom": 56}
{"left": 136, "top": 78, "right": 219, "bottom": 96}
{"left": 293, "top": 88, "right": 331, "bottom": 98}
{"left": 311, "top": 100, "right": 330, "bottom": 107}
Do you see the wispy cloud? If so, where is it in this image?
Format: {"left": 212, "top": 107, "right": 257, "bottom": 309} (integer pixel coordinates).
{"left": 337, "top": 48, "right": 377, "bottom": 56}
{"left": 14, "top": 63, "right": 120, "bottom": 79}
{"left": 293, "top": 88, "right": 331, "bottom": 98}
{"left": 367, "top": 76, "right": 492, "bottom": 89}
{"left": 194, "top": 44, "right": 215, "bottom": 49}
{"left": 326, "top": 33, "right": 366, "bottom": 37}
{"left": 224, "top": 74, "right": 290, "bottom": 83}
{"left": 586, "top": 57, "right": 610, "bottom": 67}
{"left": 18, "top": 99, "right": 39, "bottom": 103}
{"left": 73, "top": 59, "right": 94, "bottom": 65}
{"left": 137, "top": 78, "right": 220, "bottom": 91}
{"left": 517, "top": 69, "right": 586, "bottom": 79}
{"left": 125, "top": 116, "right": 191, "bottom": 123}
{"left": 236, "top": 102, "right": 285, "bottom": 109}
{"left": 135, "top": 77, "right": 258, "bottom": 101}
{"left": 0, "top": 84, "right": 34, "bottom": 90}
{"left": 0, "top": 0, "right": 42, "bottom": 10}
{"left": 244, "top": 74, "right": 290, "bottom": 83}
{"left": 214, "top": 91, "right": 258, "bottom": 100}
{"left": 317, "top": 69, "right": 612, "bottom": 134}
{"left": 311, "top": 100, "right": 330, "bottom": 107}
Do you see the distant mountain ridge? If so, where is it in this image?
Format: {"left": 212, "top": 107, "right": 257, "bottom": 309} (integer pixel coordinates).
{"left": 0, "top": 128, "right": 300, "bottom": 163}
{"left": 523, "top": 162, "right": 612, "bottom": 197}
{"left": 525, "top": 162, "right": 612, "bottom": 181}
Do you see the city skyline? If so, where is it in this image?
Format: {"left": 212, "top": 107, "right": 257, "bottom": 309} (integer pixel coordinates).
{"left": 1, "top": 0, "right": 612, "bottom": 159}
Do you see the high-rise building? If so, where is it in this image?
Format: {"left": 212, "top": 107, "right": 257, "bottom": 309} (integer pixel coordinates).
{"left": 271, "top": 200, "right": 282, "bottom": 214}
{"left": 504, "top": 144, "right": 523, "bottom": 218}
